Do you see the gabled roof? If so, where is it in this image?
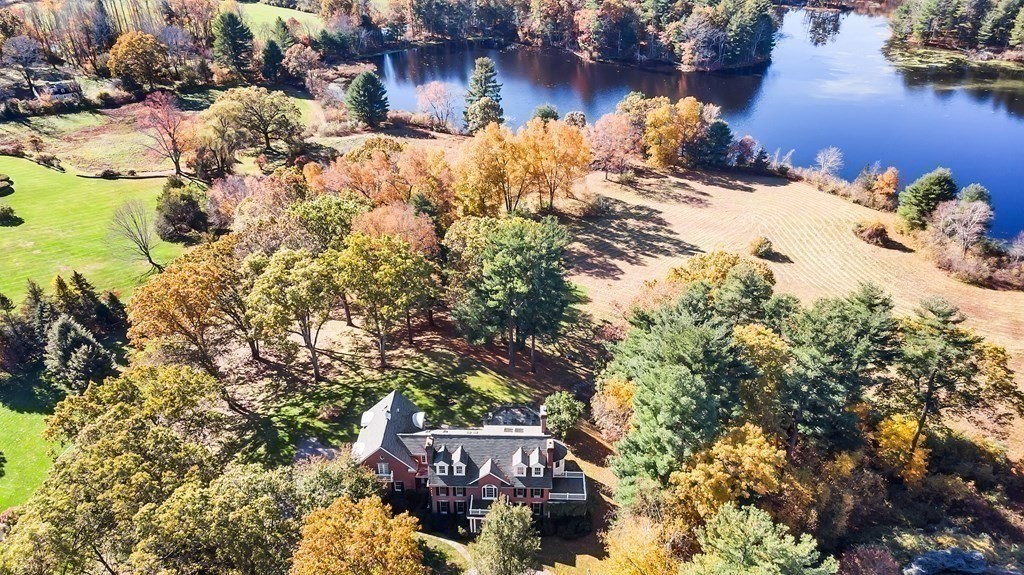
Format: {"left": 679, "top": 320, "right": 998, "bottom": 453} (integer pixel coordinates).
{"left": 352, "top": 391, "right": 424, "bottom": 469}
{"left": 425, "top": 433, "right": 567, "bottom": 489}
{"left": 470, "top": 458, "right": 511, "bottom": 485}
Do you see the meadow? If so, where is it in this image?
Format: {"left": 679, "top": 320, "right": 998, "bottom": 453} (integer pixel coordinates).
{"left": 236, "top": 2, "right": 325, "bottom": 38}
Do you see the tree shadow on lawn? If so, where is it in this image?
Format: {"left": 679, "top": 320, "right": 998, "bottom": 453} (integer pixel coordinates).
{"left": 564, "top": 197, "right": 701, "bottom": 281}
{"left": 0, "top": 368, "right": 64, "bottom": 415}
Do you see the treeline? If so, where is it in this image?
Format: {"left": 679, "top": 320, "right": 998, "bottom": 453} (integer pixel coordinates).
{"left": 891, "top": 0, "right": 1024, "bottom": 51}
{"left": 591, "top": 251, "right": 1024, "bottom": 571}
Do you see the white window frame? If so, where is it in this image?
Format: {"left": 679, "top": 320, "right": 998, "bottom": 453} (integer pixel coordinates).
{"left": 455, "top": 500, "right": 466, "bottom": 514}
{"left": 531, "top": 502, "right": 543, "bottom": 515}
{"left": 530, "top": 488, "right": 544, "bottom": 498}
{"left": 393, "top": 481, "right": 404, "bottom": 492}
{"left": 482, "top": 485, "right": 498, "bottom": 500}
{"left": 514, "top": 487, "right": 527, "bottom": 498}
{"left": 435, "top": 463, "right": 448, "bottom": 476}
{"left": 454, "top": 487, "right": 466, "bottom": 496}
{"left": 377, "top": 462, "right": 390, "bottom": 474}
{"left": 532, "top": 465, "right": 544, "bottom": 477}
{"left": 453, "top": 464, "right": 465, "bottom": 476}
{"left": 439, "top": 501, "right": 450, "bottom": 514}
{"left": 514, "top": 464, "right": 527, "bottom": 477}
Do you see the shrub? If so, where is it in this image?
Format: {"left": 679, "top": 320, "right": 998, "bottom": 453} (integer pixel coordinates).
{"left": 0, "top": 174, "right": 12, "bottom": 196}
{"left": 618, "top": 169, "right": 637, "bottom": 186}
{"left": 155, "top": 182, "right": 208, "bottom": 241}
{"left": 531, "top": 103, "right": 559, "bottom": 122}
{"left": 852, "top": 221, "right": 888, "bottom": 246}
{"left": 99, "top": 168, "right": 121, "bottom": 179}
{"left": 837, "top": 547, "right": 899, "bottom": 575}
{"left": 0, "top": 204, "right": 19, "bottom": 226}
{"left": 34, "top": 153, "right": 62, "bottom": 170}
{"left": 749, "top": 236, "right": 773, "bottom": 258}
{"left": 577, "top": 192, "right": 612, "bottom": 218}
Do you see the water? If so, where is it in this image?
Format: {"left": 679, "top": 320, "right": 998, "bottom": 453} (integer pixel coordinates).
{"left": 372, "top": 9, "right": 1024, "bottom": 238}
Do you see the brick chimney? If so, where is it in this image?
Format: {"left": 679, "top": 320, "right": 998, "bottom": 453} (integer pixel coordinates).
{"left": 424, "top": 435, "right": 435, "bottom": 468}
{"left": 546, "top": 438, "right": 555, "bottom": 470}
{"left": 539, "top": 405, "right": 548, "bottom": 434}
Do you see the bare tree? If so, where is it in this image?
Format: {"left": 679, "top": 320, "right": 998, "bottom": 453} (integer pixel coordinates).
{"left": 138, "top": 91, "right": 193, "bottom": 176}
{"left": 416, "top": 81, "right": 461, "bottom": 131}
{"left": 932, "top": 200, "right": 993, "bottom": 256}
{"left": 112, "top": 201, "right": 164, "bottom": 274}
{"left": 1, "top": 35, "right": 42, "bottom": 93}
{"left": 815, "top": 146, "right": 843, "bottom": 177}
{"left": 1010, "top": 232, "right": 1024, "bottom": 263}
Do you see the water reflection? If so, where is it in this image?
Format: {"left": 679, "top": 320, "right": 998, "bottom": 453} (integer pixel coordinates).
{"left": 803, "top": 9, "right": 845, "bottom": 46}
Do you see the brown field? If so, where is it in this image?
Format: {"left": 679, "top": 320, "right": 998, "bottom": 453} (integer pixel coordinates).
{"left": 567, "top": 169, "right": 1024, "bottom": 457}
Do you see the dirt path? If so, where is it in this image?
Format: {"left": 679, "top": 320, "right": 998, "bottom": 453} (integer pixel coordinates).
{"left": 568, "top": 169, "right": 1024, "bottom": 455}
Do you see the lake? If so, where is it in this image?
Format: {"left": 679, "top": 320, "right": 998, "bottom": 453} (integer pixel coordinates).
{"left": 372, "top": 9, "right": 1024, "bottom": 238}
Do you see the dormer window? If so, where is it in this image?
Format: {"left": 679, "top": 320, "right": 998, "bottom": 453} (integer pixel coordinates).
{"left": 454, "top": 464, "right": 465, "bottom": 476}
{"left": 482, "top": 485, "right": 498, "bottom": 500}
{"left": 435, "top": 463, "right": 448, "bottom": 476}
{"left": 532, "top": 465, "right": 544, "bottom": 477}
{"left": 514, "top": 464, "right": 527, "bottom": 477}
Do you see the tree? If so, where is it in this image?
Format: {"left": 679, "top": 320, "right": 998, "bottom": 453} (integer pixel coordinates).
{"left": 931, "top": 200, "right": 993, "bottom": 256}
{"left": 601, "top": 514, "right": 680, "bottom": 575}
{"left": 875, "top": 413, "right": 930, "bottom": 484}
{"left": 1013, "top": 5, "right": 1024, "bottom": 47}
{"left": 464, "top": 96, "right": 504, "bottom": 134}
{"left": 590, "top": 112, "right": 639, "bottom": 177}
{"left": 815, "top": 146, "right": 843, "bottom": 176}
{"left": 335, "top": 233, "right": 436, "bottom": 366}
{"left": 882, "top": 297, "right": 1024, "bottom": 453}
{"left": 563, "top": 110, "right": 586, "bottom": 127}
{"left": 644, "top": 102, "right": 684, "bottom": 168}
{"left": 352, "top": 203, "right": 440, "bottom": 256}
{"left": 111, "top": 200, "right": 164, "bottom": 274}
{"left": 138, "top": 92, "right": 194, "bottom": 176}
{"left": 531, "top": 103, "right": 559, "bottom": 121}
{"left": 290, "top": 495, "right": 423, "bottom": 575}
{"left": 897, "top": 167, "right": 958, "bottom": 230}
{"left": 455, "top": 122, "right": 528, "bottom": 214}
{"left": 346, "top": 71, "right": 390, "bottom": 128}
{"left": 108, "top": 31, "right": 167, "bottom": 89}
{"left": 213, "top": 10, "right": 254, "bottom": 74}
{"left": 669, "top": 423, "right": 786, "bottom": 521}
{"left": 959, "top": 183, "right": 991, "bottom": 204}
{"left": 217, "top": 87, "right": 302, "bottom": 151}
{"left": 262, "top": 39, "right": 285, "bottom": 82}
{"left": 289, "top": 194, "right": 369, "bottom": 252}
{"left": 680, "top": 504, "right": 838, "bottom": 575}
{"left": 247, "top": 249, "right": 338, "bottom": 380}
{"left": 1, "top": 35, "right": 42, "bottom": 92}
{"left": 695, "top": 120, "right": 733, "bottom": 168}
{"left": 592, "top": 377, "right": 635, "bottom": 442}
{"left": 283, "top": 44, "right": 321, "bottom": 80}
{"left": 43, "top": 315, "right": 113, "bottom": 391}
{"left": 544, "top": 391, "right": 585, "bottom": 439}
{"left": 416, "top": 81, "right": 460, "bottom": 130}
{"left": 518, "top": 118, "right": 591, "bottom": 210}
{"left": 273, "top": 16, "right": 296, "bottom": 48}
{"left": 156, "top": 180, "right": 208, "bottom": 241}
{"left": 293, "top": 456, "right": 382, "bottom": 514}
{"left": 464, "top": 56, "right": 503, "bottom": 127}
{"left": 470, "top": 496, "right": 540, "bottom": 575}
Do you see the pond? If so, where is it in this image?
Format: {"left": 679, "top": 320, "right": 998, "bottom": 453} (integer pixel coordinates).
{"left": 372, "top": 9, "right": 1024, "bottom": 238}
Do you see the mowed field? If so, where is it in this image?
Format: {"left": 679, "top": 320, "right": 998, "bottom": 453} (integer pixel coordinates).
{"left": 0, "top": 157, "right": 183, "bottom": 301}
{"left": 236, "top": 2, "right": 325, "bottom": 38}
{"left": 568, "top": 170, "right": 1024, "bottom": 455}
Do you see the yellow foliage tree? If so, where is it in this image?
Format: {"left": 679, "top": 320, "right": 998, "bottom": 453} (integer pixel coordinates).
{"left": 518, "top": 117, "right": 592, "bottom": 211}
{"left": 592, "top": 376, "right": 636, "bottom": 442}
{"left": 108, "top": 31, "right": 167, "bottom": 90}
{"left": 667, "top": 251, "right": 775, "bottom": 287}
{"left": 670, "top": 423, "right": 786, "bottom": 520}
{"left": 601, "top": 514, "right": 680, "bottom": 575}
{"left": 643, "top": 102, "right": 684, "bottom": 169}
{"left": 876, "top": 414, "right": 930, "bottom": 485}
{"left": 290, "top": 495, "right": 423, "bottom": 575}
{"left": 455, "top": 122, "right": 528, "bottom": 216}
{"left": 733, "top": 324, "right": 791, "bottom": 434}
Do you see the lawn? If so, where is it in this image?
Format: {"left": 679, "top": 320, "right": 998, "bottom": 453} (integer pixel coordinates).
{"left": 0, "top": 157, "right": 183, "bottom": 302}
{"left": 0, "top": 373, "right": 63, "bottom": 510}
{"left": 236, "top": 2, "right": 325, "bottom": 38}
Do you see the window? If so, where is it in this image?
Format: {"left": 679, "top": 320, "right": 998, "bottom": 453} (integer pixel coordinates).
{"left": 376, "top": 462, "right": 390, "bottom": 475}
{"left": 514, "top": 465, "right": 527, "bottom": 477}
{"left": 514, "top": 488, "right": 526, "bottom": 498}
{"left": 530, "top": 488, "right": 544, "bottom": 498}
{"left": 435, "top": 463, "right": 448, "bottom": 476}
{"left": 532, "top": 465, "right": 544, "bottom": 477}
{"left": 454, "top": 464, "right": 465, "bottom": 476}
{"left": 439, "top": 501, "right": 450, "bottom": 514}
{"left": 455, "top": 500, "right": 466, "bottom": 514}
{"left": 454, "top": 487, "right": 466, "bottom": 496}
{"left": 393, "top": 481, "right": 404, "bottom": 492}
{"left": 436, "top": 487, "right": 449, "bottom": 497}
{"left": 482, "top": 485, "right": 498, "bottom": 500}
{"left": 531, "top": 502, "right": 543, "bottom": 516}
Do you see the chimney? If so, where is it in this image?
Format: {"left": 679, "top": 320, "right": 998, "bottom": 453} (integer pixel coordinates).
{"left": 424, "top": 435, "right": 434, "bottom": 467}
{"left": 539, "top": 404, "right": 548, "bottom": 434}
{"left": 546, "top": 438, "right": 555, "bottom": 470}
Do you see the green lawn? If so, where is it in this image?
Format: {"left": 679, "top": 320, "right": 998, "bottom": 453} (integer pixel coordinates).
{"left": 0, "top": 373, "right": 63, "bottom": 510}
{"left": 0, "top": 157, "right": 183, "bottom": 302}
{"left": 236, "top": 2, "right": 325, "bottom": 38}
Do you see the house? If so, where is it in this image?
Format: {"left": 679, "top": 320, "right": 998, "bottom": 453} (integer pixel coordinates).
{"left": 352, "top": 391, "right": 588, "bottom": 533}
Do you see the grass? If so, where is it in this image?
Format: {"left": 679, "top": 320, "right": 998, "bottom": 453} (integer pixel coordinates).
{"left": 0, "top": 373, "right": 63, "bottom": 510}
{"left": 0, "top": 157, "right": 183, "bottom": 302}
{"left": 236, "top": 2, "right": 325, "bottom": 38}
{"left": 418, "top": 534, "right": 470, "bottom": 575}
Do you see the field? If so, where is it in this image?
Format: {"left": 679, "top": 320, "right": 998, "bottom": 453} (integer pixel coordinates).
{"left": 568, "top": 169, "right": 1024, "bottom": 455}
{"left": 0, "top": 157, "right": 183, "bottom": 301}
{"left": 236, "top": 2, "right": 325, "bottom": 38}
{"left": 0, "top": 379, "right": 59, "bottom": 510}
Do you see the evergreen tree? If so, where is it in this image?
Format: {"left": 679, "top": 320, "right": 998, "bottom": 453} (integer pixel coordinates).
{"left": 751, "top": 147, "right": 771, "bottom": 172}
{"left": 695, "top": 120, "right": 733, "bottom": 167}
{"left": 531, "top": 103, "right": 559, "bottom": 122}
{"left": 213, "top": 11, "right": 254, "bottom": 75}
{"left": 345, "top": 71, "right": 390, "bottom": 128}
{"left": 91, "top": 0, "right": 114, "bottom": 51}
{"left": 1013, "top": 6, "right": 1024, "bottom": 46}
{"left": 897, "top": 167, "right": 958, "bottom": 230}
{"left": 470, "top": 496, "right": 540, "bottom": 575}
{"left": 464, "top": 57, "right": 503, "bottom": 126}
{"left": 464, "top": 96, "right": 503, "bottom": 133}
{"left": 544, "top": 391, "right": 585, "bottom": 439}
{"left": 272, "top": 16, "right": 295, "bottom": 48}
{"left": 714, "top": 263, "right": 774, "bottom": 325}
{"left": 959, "top": 183, "right": 992, "bottom": 205}
{"left": 43, "top": 314, "right": 114, "bottom": 391}
{"left": 261, "top": 39, "right": 285, "bottom": 82}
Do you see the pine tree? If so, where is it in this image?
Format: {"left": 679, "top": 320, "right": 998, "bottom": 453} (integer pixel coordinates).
{"left": 470, "top": 496, "right": 540, "bottom": 575}
{"left": 345, "top": 71, "right": 389, "bottom": 128}
{"left": 43, "top": 315, "right": 113, "bottom": 392}
{"left": 1012, "top": 5, "right": 1024, "bottom": 47}
{"left": 464, "top": 96, "right": 503, "bottom": 133}
{"left": 464, "top": 57, "right": 503, "bottom": 126}
{"left": 272, "top": 16, "right": 295, "bottom": 48}
{"left": 897, "top": 167, "right": 958, "bottom": 230}
{"left": 751, "top": 147, "right": 771, "bottom": 172}
{"left": 91, "top": 0, "right": 114, "bottom": 51}
{"left": 261, "top": 39, "right": 284, "bottom": 82}
{"left": 695, "top": 120, "right": 733, "bottom": 168}
{"left": 213, "top": 11, "right": 254, "bottom": 75}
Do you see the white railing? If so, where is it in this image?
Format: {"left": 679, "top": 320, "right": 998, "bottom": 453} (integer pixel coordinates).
{"left": 375, "top": 471, "right": 393, "bottom": 481}
{"left": 549, "top": 471, "right": 587, "bottom": 500}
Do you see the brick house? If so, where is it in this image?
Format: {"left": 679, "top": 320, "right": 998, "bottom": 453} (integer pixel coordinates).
{"left": 351, "top": 391, "right": 588, "bottom": 533}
